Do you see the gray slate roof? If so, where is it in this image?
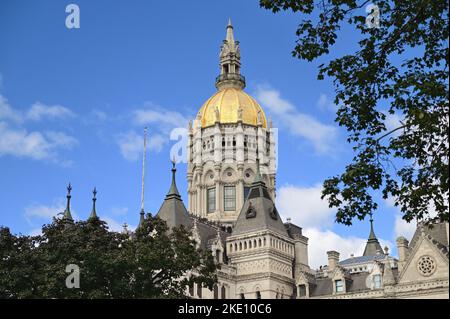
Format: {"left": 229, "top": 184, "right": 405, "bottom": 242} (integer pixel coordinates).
{"left": 233, "top": 165, "right": 288, "bottom": 237}
{"left": 156, "top": 165, "right": 191, "bottom": 230}
{"left": 363, "top": 218, "right": 383, "bottom": 256}
{"left": 340, "top": 254, "right": 387, "bottom": 266}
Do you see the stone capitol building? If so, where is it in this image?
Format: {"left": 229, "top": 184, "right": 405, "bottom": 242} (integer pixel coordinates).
{"left": 141, "top": 21, "right": 449, "bottom": 299}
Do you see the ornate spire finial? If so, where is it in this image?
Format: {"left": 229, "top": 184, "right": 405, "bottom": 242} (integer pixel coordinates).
{"left": 89, "top": 187, "right": 98, "bottom": 220}
{"left": 167, "top": 158, "right": 181, "bottom": 198}
{"left": 63, "top": 182, "right": 73, "bottom": 221}
{"left": 122, "top": 222, "right": 129, "bottom": 234}
{"left": 216, "top": 20, "right": 245, "bottom": 90}
{"left": 363, "top": 212, "right": 383, "bottom": 256}
{"left": 369, "top": 212, "right": 375, "bottom": 239}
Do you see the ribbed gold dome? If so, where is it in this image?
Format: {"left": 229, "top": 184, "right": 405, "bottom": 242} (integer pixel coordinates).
{"left": 198, "top": 88, "right": 267, "bottom": 128}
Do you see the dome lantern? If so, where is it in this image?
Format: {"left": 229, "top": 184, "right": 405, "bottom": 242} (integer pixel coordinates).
{"left": 216, "top": 19, "right": 246, "bottom": 91}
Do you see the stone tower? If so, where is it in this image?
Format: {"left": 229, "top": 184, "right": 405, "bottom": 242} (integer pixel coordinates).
{"left": 187, "top": 20, "right": 276, "bottom": 228}
{"left": 226, "top": 162, "right": 295, "bottom": 298}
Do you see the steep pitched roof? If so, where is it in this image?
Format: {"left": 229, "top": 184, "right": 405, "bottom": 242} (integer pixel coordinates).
{"left": 233, "top": 161, "right": 288, "bottom": 236}
{"left": 363, "top": 216, "right": 383, "bottom": 256}
{"left": 156, "top": 163, "right": 191, "bottom": 229}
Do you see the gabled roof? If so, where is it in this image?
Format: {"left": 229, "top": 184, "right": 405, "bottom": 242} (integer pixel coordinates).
{"left": 409, "top": 221, "right": 449, "bottom": 253}
{"left": 232, "top": 161, "right": 288, "bottom": 237}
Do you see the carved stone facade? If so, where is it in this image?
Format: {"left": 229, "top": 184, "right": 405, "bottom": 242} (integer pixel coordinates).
{"left": 150, "top": 21, "right": 449, "bottom": 300}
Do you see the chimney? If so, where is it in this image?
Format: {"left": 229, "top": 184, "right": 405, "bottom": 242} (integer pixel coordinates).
{"left": 327, "top": 251, "right": 340, "bottom": 272}
{"left": 396, "top": 237, "right": 409, "bottom": 272}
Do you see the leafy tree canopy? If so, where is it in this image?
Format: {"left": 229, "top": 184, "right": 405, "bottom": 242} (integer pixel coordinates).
{"left": 0, "top": 215, "right": 217, "bottom": 299}
{"left": 260, "top": 0, "right": 449, "bottom": 225}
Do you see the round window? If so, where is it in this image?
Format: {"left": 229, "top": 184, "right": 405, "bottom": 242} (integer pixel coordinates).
{"left": 417, "top": 255, "right": 436, "bottom": 277}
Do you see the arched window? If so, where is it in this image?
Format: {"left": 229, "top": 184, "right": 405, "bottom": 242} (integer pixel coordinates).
{"left": 224, "top": 186, "right": 236, "bottom": 211}
{"left": 256, "top": 291, "right": 261, "bottom": 299}
{"left": 197, "top": 283, "right": 202, "bottom": 298}
{"left": 213, "top": 285, "right": 219, "bottom": 299}
{"left": 221, "top": 286, "right": 226, "bottom": 299}
{"left": 240, "top": 293, "right": 245, "bottom": 299}
{"left": 215, "top": 249, "right": 221, "bottom": 264}
{"left": 189, "top": 281, "right": 194, "bottom": 296}
{"left": 244, "top": 242, "right": 247, "bottom": 250}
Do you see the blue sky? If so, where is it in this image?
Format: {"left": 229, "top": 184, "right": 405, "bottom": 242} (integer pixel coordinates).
{"left": 0, "top": 0, "right": 416, "bottom": 267}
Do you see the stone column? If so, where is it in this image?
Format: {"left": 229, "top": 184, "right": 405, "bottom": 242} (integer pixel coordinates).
{"left": 396, "top": 237, "right": 409, "bottom": 272}
{"left": 214, "top": 123, "right": 222, "bottom": 164}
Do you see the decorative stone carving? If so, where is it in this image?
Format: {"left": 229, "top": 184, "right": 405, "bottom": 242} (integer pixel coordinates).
{"left": 417, "top": 255, "right": 436, "bottom": 277}
{"left": 270, "top": 205, "right": 278, "bottom": 220}
{"left": 237, "top": 106, "right": 243, "bottom": 121}
{"left": 246, "top": 201, "right": 256, "bottom": 219}
{"left": 215, "top": 106, "right": 220, "bottom": 122}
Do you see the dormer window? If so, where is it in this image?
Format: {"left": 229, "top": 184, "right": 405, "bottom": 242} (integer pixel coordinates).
{"left": 335, "top": 280, "right": 344, "bottom": 293}
{"left": 373, "top": 274, "right": 382, "bottom": 289}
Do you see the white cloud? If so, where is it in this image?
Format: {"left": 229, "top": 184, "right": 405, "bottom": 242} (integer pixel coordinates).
{"left": 133, "top": 105, "right": 189, "bottom": 129}
{"left": 385, "top": 196, "right": 417, "bottom": 240}
{"left": 116, "top": 103, "right": 189, "bottom": 161}
{"left": 26, "top": 102, "right": 74, "bottom": 121}
{"left": 304, "top": 227, "right": 393, "bottom": 269}
{"left": 384, "top": 112, "right": 404, "bottom": 138}
{"left": 394, "top": 216, "right": 417, "bottom": 241}
{"left": 277, "top": 184, "right": 334, "bottom": 229}
{"left": 0, "top": 93, "right": 77, "bottom": 163}
{"left": 91, "top": 109, "right": 108, "bottom": 121}
{"left": 45, "top": 131, "right": 78, "bottom": 149}
{"left": 316, "top": 93, "right": 337, "bottom": 111}
{"left": 277, "top": 184, "right": 393, "bottom": 268}
{"left": 0, "top": 122, "right": 77, "bottom": 161}
{"left": 0, "top": 95, "right": 22, "bottom": 123}
{"left": 29, "top": 228, "right": 43, "bottom": 236}
{"left": 255, "top": 86, "right": 338, "bottom": 154}
{"left": 102, "top": 216, "right": 135, "bottom": 233}
{"left": 24, "top": 198, "right": 72, "bottom": 224}
{"left": 116, "top": 131, "right": 166, "bottom": 161}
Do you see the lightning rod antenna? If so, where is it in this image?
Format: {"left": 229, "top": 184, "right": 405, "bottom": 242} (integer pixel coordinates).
{"left": 140, "top": 127, "right": 148, "bottom": 214}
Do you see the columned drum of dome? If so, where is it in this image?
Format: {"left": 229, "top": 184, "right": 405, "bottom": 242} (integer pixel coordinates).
{"left": 187, "top": 21, "right": 276, "bottom": 227}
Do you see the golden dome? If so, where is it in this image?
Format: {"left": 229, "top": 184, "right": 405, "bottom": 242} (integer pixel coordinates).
{"left": 197, "top": 88, "right": 267, "bottom": 128}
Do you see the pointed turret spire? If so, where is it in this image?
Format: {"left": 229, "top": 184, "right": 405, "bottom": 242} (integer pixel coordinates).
{"left": 88, "top": 187, "right": 98, "bottom": 220}
{"left": 363, "top": 213, "right": 384, "bottom": 256}
{"left": 156, "top": 160, "right": 191, "bottom": 230}
{"left": 233, "top": 148, "right": 287, "bottom": 237}
{"left": 167, "top": 158, "right": 181, "bottom": 199}
{"left": 63, "top": 183, "right": 73, "bottom": 221}
{"left": 226, "top": 18, "right": 235, "bottom": 49}
{"left": 216, "top": 19, "right": 245, "bottom": 90}
{"left": 253, "top": 147, "right": 264, "bottom": 186}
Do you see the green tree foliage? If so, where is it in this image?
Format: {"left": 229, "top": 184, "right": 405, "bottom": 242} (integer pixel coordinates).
{"left": 260, "top": 0, "right": 449, "bottom": 225}
{"left": 0, "top": 215, "right": 217, "bottom": 299}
